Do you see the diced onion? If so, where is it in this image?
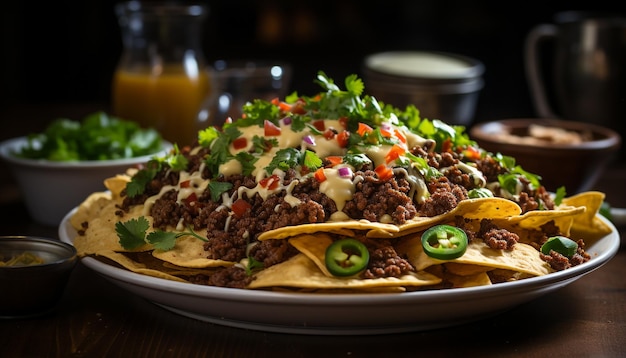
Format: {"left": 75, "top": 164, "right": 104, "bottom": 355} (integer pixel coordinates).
{"left": 338, "top": 167, "right": 353, "bottom": 178}
{"left": 303, "top": 135, "right": 316, "bottom": 146}
{"left": 282, "top": 117, "right": 292, "bottom": 125}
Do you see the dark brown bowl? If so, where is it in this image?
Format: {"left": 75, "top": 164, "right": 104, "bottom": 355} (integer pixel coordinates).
{"left": 0, "top": 236, "right": 77, "bottom": 318}
{"left": 469, "top": 118, "right": 621, "bottom": 193}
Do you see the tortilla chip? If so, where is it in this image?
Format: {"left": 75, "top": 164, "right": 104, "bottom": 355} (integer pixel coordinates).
{"left": 248, "top": 253, "right": 441, "bottom": 290}
{"left": 398, "top": 235, "right": 552, "bottom": 277}
{"left": 561, "top": 191, "right": 613, "bottom": 241}
{"left": 73, "top": 203, "right": 152, "bottom": 255}
{"left": 288, "top": 233, "right": 335, "bottom": 277}
{"left": 258, "top": 220, "right": 395, "bottom": 241}
{"left": 368, "top": 197, "right": 523, "bottom": 238}
{"left": 104, "top": 174, "right": 132, "bottom": 198}
{"left": 152, "top": 235, "right": 234, "bottom": 268}
{"left": 95, "top": 250, "right": 188, "bottom": 282}
{"left": 446, "top": 271, "right": 493, "bottom": 288}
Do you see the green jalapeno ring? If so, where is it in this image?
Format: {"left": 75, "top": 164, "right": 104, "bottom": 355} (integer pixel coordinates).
{"left": 540, "top": 236, "right": 578, "bottom": 258}
{"left": 325, "top": 238, "right": 370, "bottom": 277}
{"left": 421, "top": 224, "right": 468, "bottom": 260}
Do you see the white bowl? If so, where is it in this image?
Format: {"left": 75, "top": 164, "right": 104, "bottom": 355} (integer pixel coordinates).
{"left": 0, "top": 136, "right": 171, "bottom": 226}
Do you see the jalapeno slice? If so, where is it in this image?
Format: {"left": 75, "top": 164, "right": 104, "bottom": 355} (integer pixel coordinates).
{"left": 325, "top": 238, "right": 370, "bottom": 277}
{"left": 421, "top": 224, "right": 468, "bottom": 260}
{"left": 540, "top": 236, "right": 578, "bottom": 258}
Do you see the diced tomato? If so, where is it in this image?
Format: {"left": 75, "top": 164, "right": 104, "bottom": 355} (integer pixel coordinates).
{"left": 180, "top": 180, "right": 191, "bottom": 188}
{"left": 314, "top": 168, "right": 327, "bottom": 182}
{"left": 442, "top": 138, "right": 453, "bottom": 152}
{"left": 326, "top": 156, "right": 343, "bottom": 167}
{"left": 259, "top": 174, "right": 281, "bottom": 190}
{"left": 264, "top": 120, "right": 281, "bottom": 136}
{"left": 463, "top": 146, "right": 482, "bottom": 160}
{"left": 357, "top": 122, "right": 373, "bottom": 136}
{"left": 394, "top": 129, "right": 407, "bottom": 144}
{"left": 278, "top": 101, "right": 292, "bottom": 112}
{"left": 184, "top": 192, "right": 198, "bottom": 205}
{"left": 270, "top": 97, "right": 280, "bottom": 105}
{"left": 312, "top": 120, "right": 326, "bottom": 132}
{"left": 385, "top": 144, "right": 406, "bottom": 164}
{"left": 290, "top": 99, "right": 307, "bottom": 114}
{"left": 380, "top": 128, "right": 393, "bottom": 138}
{"left": 231, "top": 199, "right": 252, "bottom": 218}
{"left": 338, "top": 116, "right": 349, "bottom": 129}
{"left": 323, "top": 129, "right": 336, "bottom": 140}
{"left": 232, "top": 137, "right": 248, "bottom": 150}
{"left": 336, "top": 130, "right": 350, "bottom": 148}
{"left": 375, "top": 164, "right": 393, "bottom": 181}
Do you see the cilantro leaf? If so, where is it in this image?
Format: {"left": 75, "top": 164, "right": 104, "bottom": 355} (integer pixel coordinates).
{"left": 116, "top": 217, "right": 150, "bottom": 250}
{"left": 198, "top": 126, "right": 220, "bottom": 147}
{"left": 208, "top": 181, "right": 233, "bottom": 202}
{"left": 126, "top": 160, "right": 161, "bottom": 197}
{"left": 265, "top": 148, "right": 301, "bottom": 174}
{"left": 303, "top": 150, "right": 322, "bottom": 171}
{"left": 166, "top": 144, "right": 189, "bottom": 171}
{"left": 146, "top": 231, "right": 178, "bottom": 251}
{"left": 235, "top": 151, "right": 258, "bottom": 176}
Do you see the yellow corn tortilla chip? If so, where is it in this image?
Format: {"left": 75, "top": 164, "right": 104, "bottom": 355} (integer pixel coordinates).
{"left": 367, "top": 197, "right": 523, "bottom": 238}
{"left": 72, "top": 202, "right": 152, "bottom": 255}
{"left": 258, "top": 220, "right": 397, "bottom": 241}
{"left": 95, "top": 250, "right": 188, "bottom": 282}
{"left": 288, "top": 233, "right": 335, "bottom": 277}
{"left": 446, "top": 271, "right": 493, "bottom": 288}
{"left": 561, "top": 191, "right": 613, "bottom": 241}
{"left": 398, "top": 236, "right": 552, "bottom": 277}
{"left": 152, "top": 235, "right": 234, "bottom": 268}
{"left": 248, "top": 253, "right": 442, "bottom": 290}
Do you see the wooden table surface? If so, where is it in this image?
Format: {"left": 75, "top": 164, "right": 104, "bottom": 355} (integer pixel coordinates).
{"left": 1, "top": 104, "right": 624, "bottom": 358}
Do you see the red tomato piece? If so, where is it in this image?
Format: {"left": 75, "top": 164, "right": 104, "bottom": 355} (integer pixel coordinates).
{"left": 375, "top": 164, "right": 393, "bottom": 181}
{"left": 314, "top": 168, "right": 327, "bottom": 182}
{"left": 264, "top": 120, "right": 281, "bottom": 136}
{"left": 394, "top": 129, "right": 407, "bottom": 144}
{"left": 385, "top": 144, "right": 406, "bottom": 164}
{"left": 357, "top": 122, "right": 373, "bottom": 136}
{"left": 339, "top": 116, "right": 349, "bottom": 129}
{"left": 184, "top": 192, "right": 198, "bottom": 205}
{"left": 259, "top": 174, "right": 281, "bottom": 190}
{"left": 323, "top": 129, "right": 336, "bottom": 140}
{"left": 232, "top": 137, "right": 248, "bottom": 150}
{"left": 180, "top": 180, "right": 191, "bottom": 188}
{"left": 312, "top": 120, "right": 326, "bottom": 132}
{"left": 336, "top": 130, "right": 350, "bottom": 148}
{"left": 231, "top": 199, "right": 252, "bottom": 218}
{"left": 326, "top": 156, "right": 343, "bottom": 167}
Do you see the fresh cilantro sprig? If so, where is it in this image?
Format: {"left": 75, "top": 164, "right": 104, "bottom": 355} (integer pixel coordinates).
{"left": 116, "top": 216, "right": 207, "bottom": 251}
{"left": 264, "top": 148, "right": 322, "bottom": 174}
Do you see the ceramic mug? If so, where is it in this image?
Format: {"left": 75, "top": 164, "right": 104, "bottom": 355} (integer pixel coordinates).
{"left": 525, "top": 11, "right": 626, "bottom": 136}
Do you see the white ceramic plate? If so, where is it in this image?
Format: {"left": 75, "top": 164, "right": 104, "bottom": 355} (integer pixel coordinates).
{"left": 59, "top": 208, "right": 620, "bottom": 335}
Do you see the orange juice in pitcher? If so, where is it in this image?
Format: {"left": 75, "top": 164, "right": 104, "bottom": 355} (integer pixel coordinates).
{"left": 112, "top": 66, "right": 211, "bottom": 145}
{"left": 112, "top": 2, "right": 212, "bottom": 145}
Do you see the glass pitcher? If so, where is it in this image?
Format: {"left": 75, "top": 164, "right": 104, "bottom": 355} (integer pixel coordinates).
{"left": 112, "top": 1, "right": 212, "bottom": 146}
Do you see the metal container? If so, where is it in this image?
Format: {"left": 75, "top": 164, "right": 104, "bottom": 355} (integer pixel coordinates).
{"left": 363, "top": 51, "right": 485, "bottom": 126}
{"left": 0, "top": 236, "right": 77, "bottom": 318}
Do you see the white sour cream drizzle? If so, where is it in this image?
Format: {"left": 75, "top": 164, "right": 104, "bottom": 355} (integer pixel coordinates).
{"left": 142, "top": 119, "right": 479, "bottom": 223}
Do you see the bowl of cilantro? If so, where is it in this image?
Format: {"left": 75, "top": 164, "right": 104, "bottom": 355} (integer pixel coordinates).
{"left": 0, "top": 112, "right": 172, "bottom": 226}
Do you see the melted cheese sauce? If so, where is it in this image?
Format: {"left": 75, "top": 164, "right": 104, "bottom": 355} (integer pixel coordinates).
{"left": 143, "top": 118, "right": 450, "bottom": 222}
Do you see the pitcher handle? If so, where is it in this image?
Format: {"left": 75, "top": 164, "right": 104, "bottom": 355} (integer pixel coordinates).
{"left": 524, "top": 24, "right": 558, "bottom": 118}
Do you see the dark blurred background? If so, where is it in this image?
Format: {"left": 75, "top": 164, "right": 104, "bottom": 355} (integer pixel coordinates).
{"left": 2, "top": 0, "right": 625, "bottom": 125}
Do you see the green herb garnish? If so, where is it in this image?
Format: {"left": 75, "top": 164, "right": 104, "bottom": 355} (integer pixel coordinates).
{"left": 14, "top": 111, "right": 163, "bottom": 161}
{"left": 116, "top": 216, "right": 207, "bottom": 251}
